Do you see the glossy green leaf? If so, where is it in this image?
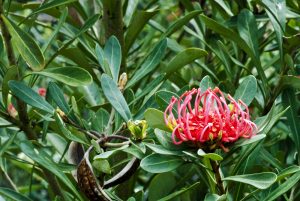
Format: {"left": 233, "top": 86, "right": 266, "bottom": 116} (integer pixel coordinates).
{"left": 2, "top": 66, "right": 18, "bottom": 107}
{"left": 2, "top": 15, "right": 45, "bottom": 71}
{"left": 262, "top": 172, "right": 300, "bottom": 201}
{"left": 131, "top": 74, "right": 165, "bottom": 105}
{"left": 164, "top": 48, "right": 207, "bottom": 75}
{"left": 95, "top": 44, "right": 111, "bottom": 76}
{"left": 204, "top": 194, "right": 226, "bottom": 201}
{"left": 234, "top": 75, "right": 257, "bottom": 105}
{"left": 0, "top": 132, "right": 18, "bottom": 156}
{"left": 140, "top": 154, "right": 184, "bottom": 173}
{"left": 28, "top": 0, "right": 76, "bottom": 17}
{"left": 199, "top": 75, "right": 215, "bottom": 91}
{"left": 233, "top": 134, "right": 266, "bottom": 148}
{"left": 104, "top": 36, "right": 121, "bottom": 82}
{"left": 19, "top": 141, "right": 83, "bottom": 200}
{"left": 197, "top": 149, "right": 223, "bottom": 161}
{"left": 277, "top": 166, "right": 300, "bottom": 181}
{"left": 162, "top": 10, "right": 202, "bottom": 38}
{"left": 94, "top": 145, "right": 129, "bottom": 159}
{"left": 101, "top": 74, "right": 132, "bottom": 121}
{"left": 32, "top": 67, "right": 92, "bottom": 87}
{"left": 154, "top": 129, "right": 183, "bottom": 151}
{"left": 238, "top": 10, "right": 260, "bottom": 60}
{"left": 42, "top": 8, "right": 68, "bottom": 53}
{"left": 125, "top": 10, "right": 158, "bottom": 55}
{"left": 223, "top": 172, "right": 277, "bottom": 189}
{"left": 0, "top": 188, "right": 33, "bottom": 201}
{"left": 282, "top": 88, "right": 300, "bottom": 150}
{"left": 48, "top": 82, "right": 70, "bottom": 115}
{"left": 126, "top": 39, "right": 167, "bottom": 88}
{"left": 144, "top": 108, "right": 171, "bottom": 132}
{"left": 145, "top": 143, "right": 182, "bottom": 156}
{"left": 8, "top": 81, "right": 54, "bottom": 114}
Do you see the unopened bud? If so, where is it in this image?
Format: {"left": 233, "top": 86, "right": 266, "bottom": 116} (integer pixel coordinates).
{"left": 127, "top": 120, "right": 148, "bottom": 140}
{"left": 118, "top": 73, "right": 127, "bottom": 92}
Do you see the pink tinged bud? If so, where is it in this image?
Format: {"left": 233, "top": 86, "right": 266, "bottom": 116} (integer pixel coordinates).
{"left": 164, "top": 87, "right": 257, "bottom": 149}
{"left": 38, "top": 88, "right": 46, "bottom": 97}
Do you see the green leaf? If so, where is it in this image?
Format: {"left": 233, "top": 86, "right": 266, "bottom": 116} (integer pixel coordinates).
{"left": 163, "top": 48, "right": 207, "bottom": 75}
{"left": 0, "top": 188, "right": 33, "bottom": 201}
{"left": 162, "top": 10, "right": 202, "bottom": 38}
{"left": 2, "top": 66, "right": 18, "bottom": 107}
{"left": 0, "top": 132, "right": 18, "bottom": 157}
{"left": 261, "top": 0, "right": 286, "bottom": 60}
{"left": 32, "top": 67, "right": 92, "bottom": 87}
{"left": 53, "top": 112, "right": 87, "bottom": 144}
{"left": 140, "top": 154, "right": 184, "bottom": 173}
{"left": 28, "top": 0, "right": 76, "bottom": 17}
{"left": 94, "top": 145, "right": 129, "bottom": 159}
{"left": 19, "top": 141, "right": 83, "bottom": 200}
{"left": 154, "top": 129, "right": 185, "bottom": 151}
{"left": 199, "top": 75, "right": 215, "bottom": 91}
{"left": 197, "top": 149, "right": 223, "bottom": 161}
{"left": 262, "top": 172, "right": 300, "bottom": 201}
{"left": 48, "top": 82, "right": 70, "bottom": 115}
{"left": 238, "top": 10, "right": 260, "bottom": 60}
{"left": 233, "top": 134, "right": 266, "bottom": 148}
{"left": 42, "top": 8, "right": 68, "bottom": 53}
{"left": 280, "top": 75, "right": 300, "bottom": 89}
{"left": 234, "top": 75, "right": 257, "bottom": 105}
{"left": 282, "top": 88, "right": 300, "bottom": 150}
{"left": 93, "top": 159, "right": 111, "bottom": 174}
{"left": 155, "top": 90, "right": 179, "bottom": 111}
{"left": 92, "top": 109, "right": 110, "bottom": 133}
{"left": 277, "top": 166, "right": 300, "bottom": 181}
{"left": 157, "top": 182, "right": 200, "bottom": 201}
{"left": 204, "top": 193, "right": 226, "bottom": 201}
{"left": 125, "top": 10, "right": 158, "bottom": 55}
{"left": 144, "top": 108, "right": 171, "bottom": 132}
{"left": 126, "top": 39, "right": 167, "bottom": 88}
{"left": 200, "top": 14, "right": 268, "bottom": 95}
{"left": 95, "top": 44, "right": 111, "bottom": 76}
{"left": 222, "top": 172, "right": 277, "bottom": 189}
{"left": 131, "top": 74, "right": 165, "bottom": 105}
{"left": 148, "top": 173, "right": 177, "bottom": 201}
{"left": 101, "top": 74, "right": 132, "bottom": 121}
{"left": 104, "top": 36, "right": 122, "bottom": 82}
{"left": 8, "top": 81, "right": 54, "bottom": 114}
{"left": 1, "top": 15, "right": 44, "bottom": 71}
{"left": 145, "top": 143, "right": 182, "bottom": 156}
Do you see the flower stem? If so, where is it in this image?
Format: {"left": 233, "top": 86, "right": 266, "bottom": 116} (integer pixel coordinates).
{"left": 210, "top": 160, "right": 225, "bottom": 195}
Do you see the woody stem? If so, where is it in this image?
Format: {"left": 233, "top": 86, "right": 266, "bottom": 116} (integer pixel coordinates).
{"left": 210, "top": 160, "right": 225, "bottom": 195}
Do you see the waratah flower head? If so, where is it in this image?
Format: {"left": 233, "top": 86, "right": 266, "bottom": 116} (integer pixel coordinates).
{"left": 164, "top": 87, "right": 257, "bottom": 151}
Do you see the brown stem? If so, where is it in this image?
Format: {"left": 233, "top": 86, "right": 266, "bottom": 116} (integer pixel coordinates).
{"left": 102, "top": 0, "right": 126, "bottom": 72}
{"left": 0, "top": 4, "right": 16, "bottom": 66}
{"left": 210, "top": 160, "right": 225, "bottom": 195}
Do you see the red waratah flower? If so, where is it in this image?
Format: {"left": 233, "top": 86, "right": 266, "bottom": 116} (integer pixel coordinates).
{"left": 38, "top": 88, "right": 46, "bottom": 97}
{"left": 164, "top": 87, "right": 257, "bottom": 150}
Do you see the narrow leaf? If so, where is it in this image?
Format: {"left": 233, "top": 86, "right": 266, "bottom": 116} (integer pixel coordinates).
{"left": 223, "top": 172, "right": 277, "bottom": 189}
{"left": 32, "top": 67, "right": 93, "bottom": 86}
{"left": 101, "top": 74, "right": 132, "bottom": 121}
{"left": 2, "top": 15, "right": 44, "bottom": 71}
{"left": 9, "top": 81, "right": 54, "bottom": 114}
{"left": 164, "top": 48, "right": 207, "bottom": 75}
{"left": 234, "top": 75, "right": 257, "bottom": 105}
{"left": 104, "top": 36, "right": 122, "bottom": 82}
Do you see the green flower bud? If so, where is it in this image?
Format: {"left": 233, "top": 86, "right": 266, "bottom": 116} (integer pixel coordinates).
{"left": 127, "top": 120, "right": 148, "bottom": 140}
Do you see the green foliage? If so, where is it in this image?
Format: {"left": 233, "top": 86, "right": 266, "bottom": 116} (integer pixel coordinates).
{"left": 0, "top": 0, "right": 299, "bottom": 200}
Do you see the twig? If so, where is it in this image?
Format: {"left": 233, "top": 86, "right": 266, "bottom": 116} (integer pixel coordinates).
{"left": 210, "top": 160, "right": 225, "bottom": 195}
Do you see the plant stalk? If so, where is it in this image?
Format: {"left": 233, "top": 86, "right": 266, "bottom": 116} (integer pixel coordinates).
{"left": 210, "top": 160, "right": 225, "bottom": 195}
